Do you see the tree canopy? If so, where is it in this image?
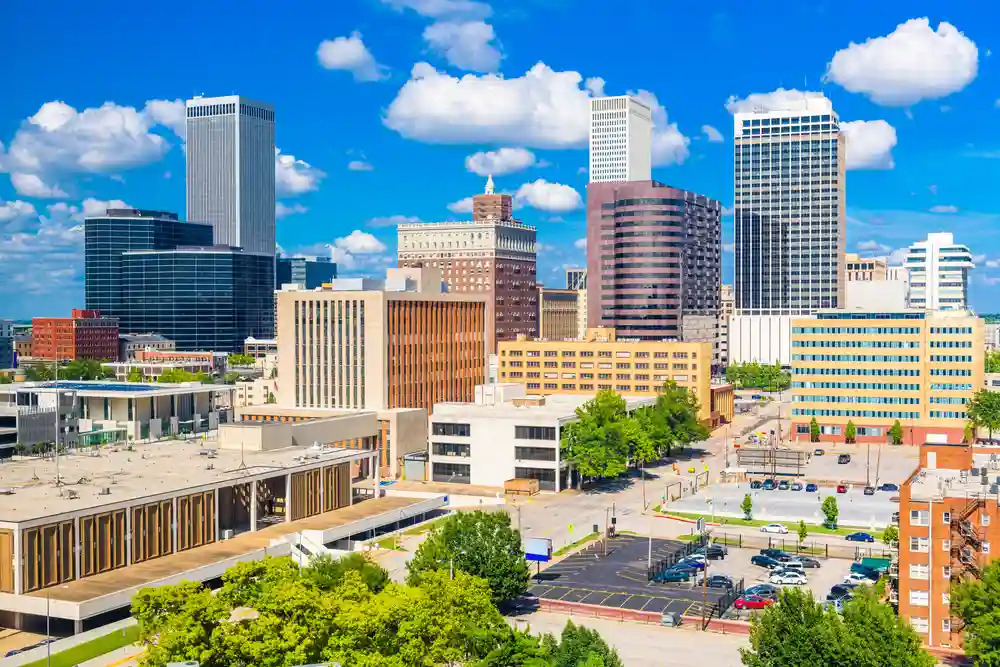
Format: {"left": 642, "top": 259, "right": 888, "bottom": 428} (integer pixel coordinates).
{"left": 952, "top": 559, "right": 1000, "bottom": 665}
{"left": 62, "top": 359, "right": 115, "bottom": 380}
{"left": 986, "top": 349, "right": 1000, "bottom": 373}
{"left": 407, "top": 510, "right": 530, "bottom": 605}
{"left": 968, "top": 389, "right": 1000, "bottom": 442}
{"left": 157, "top": 368, "right": 213, "bottom": 384}
{"left": 132, "top": 552, "right": 619, "bottom": 667}
{"left": 740, "top": 586, "right": 934, "bottom": 667}
{"left": 228, "top": 353, "right": 256, "bottom": 366}
{"left": 725, "top": 362, "right": 790, "bottom": 391}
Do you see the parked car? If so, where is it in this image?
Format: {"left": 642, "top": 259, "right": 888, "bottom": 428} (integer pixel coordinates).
{"left": 778, "top": 559, "right": 806, "bottom": 572}
{"left": 778, "top": 480, "right": 790, "bottom": 490}
{"left": 844, "top": 572, "right": 877, "bottom": 585}
{"left": 796, "top": 556, "right": 821, "bottom": 569}
{"left": 668, "top": 563, "right": 699, "bottom": 576}
{"left": 829, "top": 583, "right": 859, "bottom": 599}
{"left": 837, "top": 454, "right": 852, "bottom": 464}
{"left": 863, "top": 486, "right": 876, "bottom": 496}
{"left": 694, "top": 544, "right": 728, "bottom": 560}
{"left": 762, "top": 479, "right": 776, "bottom": 490}
{"left": 814, "top": 448, "right": 825, "bottom": 456}
{"left": 846, "top": 532, "right": 875, "bottom": 543}
{"left": 760, "top": 548, "right": 789, "bottom": 560}
{"left": 676, "top": 557, "right": 706, "bottom": 570}
{"left": 3, "top": 650, "right": 21, "bottom": 658}
{"left": 744, "top": 583, "right": 780, "bottom": 599}
{"left": 750, "top": 480, "right": 763, "bottom": 490}
{"left": 791, "top": 482, "right": 804, "bottom": 491}
{"left": 761, "top": 523, "right": 789, "bottom": 534}
{"left": 850, "top": 563, "right": 882, "bottom": 578}
{"left": 836, "top": 484, "right": 848, "bottom": 493}
{"left": 734, "top": 594, "right": 775, "bottom": 610}
{"left": 751, "top": 554, "right": 782, "bottom": 569}
{"left": 770, "top": 570, "right": 807, "bottom": 585}
{"left": 879, "top": 483, "right": 900, "bottom": 492}
{"left": 656, "top": 569, "right": 692, "bottom": 583}
{"left": 698, "top": 573, "right": 735, "bottom": 589}
{"left": 806, "top": 483, "right": 819, "bottom": 492}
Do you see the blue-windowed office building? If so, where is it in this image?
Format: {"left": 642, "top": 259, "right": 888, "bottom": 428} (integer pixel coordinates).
{"left": 276, "top": 255, "right": 337, "bottom": 289}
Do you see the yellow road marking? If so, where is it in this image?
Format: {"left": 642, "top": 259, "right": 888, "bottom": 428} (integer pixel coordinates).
{"left": 103, "top": 649, "right": 147, "bottom": 667}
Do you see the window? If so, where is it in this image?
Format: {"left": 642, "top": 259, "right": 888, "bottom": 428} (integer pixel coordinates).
{"left": 984, "top": 541, "right": 991, "bottom": 554}
{"left": 909, "top": 590, "right": 929, "bottom": 606}
{"left": 983, "top": 514, "right": 991, "bottom": 526}
{"left": 515, "top": 446, "right": 556, "bottom": 461}
{"left": 942, "top": 619, "right": 952, "bottom": 634}
{"left": 943, "top": 539, "right": 951, "bottom": 552}
{"left": 942, "top": 592, "right": 950, "bottom": 605}
{"left": 432, "top": 442, "right": 470, "bottom": 457}
{"left": 911, "top": 617, "right": 928, "bottom": 634}
{"left": 432, "top": 422, "right": 470, "bottom": 437}
{"left": 514, "top": 425, "right": 557, "bottom": 440}
{"left": 943, "top": 565, "right": 952, "bottom": 578}
{"left": 910, "top": 537, "right": 929, "bottom": 552}
{"left": 943, "top": 511, "right": 951, "bottom": 524}
{"left": 909, "top": 564, "right": 929, "bottom": 580}
{"left": 910, "top": 510, "right": 928, "bottom": 526}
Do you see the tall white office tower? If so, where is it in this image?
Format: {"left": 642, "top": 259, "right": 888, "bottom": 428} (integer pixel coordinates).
{"left": 905, "top": 232, "right": 974, "bottom": 310}
{"left": 186, "top": 95, "right": 276, "bottom": 255}
{"left": 729, "top": 93, "right": 846, "bottom": 365}
{"left": 588, "top": 96, "right": 652, "bottom": 183}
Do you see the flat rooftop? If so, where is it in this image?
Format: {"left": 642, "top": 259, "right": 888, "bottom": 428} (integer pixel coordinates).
{"left": 910, "top": 452, "right": 1000, "bottom": 502}
{"left": 432, "top": 393, "right": 656, "bottom": 420}
{"left": 0, "top": 381, "right": 227, "bottom": 398}
{"left": 0, "top": 438, "right": 368, "bottom": 524}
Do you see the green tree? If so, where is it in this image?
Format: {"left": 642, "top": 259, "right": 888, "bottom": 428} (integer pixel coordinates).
{"left": 888, "top": 420, "right": 904, "bottom": 446}
{"left": 821, "top": 496, "right": 839, "bottom": 528}
{"left": 560, "top": 391, "right": 631, "bottom": 482}
{"left": 157, "top": 368, "right": 197, "bottom": 383}
{"left": 845, "top": 421, "right": 857, "bottom": 445}
{"left": 724, "top": 362, "right": 790, "bottom": 391}
{"left": 227, "top": 353, "right": 255, "bottom": 366}
{"left": 474, "top": 627, "right": 551, "bottom": 667}
{"left": 798, "top": 520, "right": 808, "bottom": 544}
{"left": 223, "top": 372, "right": 240, "bottom": 385}
{"left": 882, "top": 525, "right": 899, "bottom": 547}
{"left": 953, "top": 559, "right": 1000, "bottom": 665}
{"left": 0, "top": 374, "right": 12, "bottom": 385}
{"left": 266, "top": 391, "right": 277, "bottom": 404}
{"left": 741, "top": 493, "right": 753, "bottom": 521}
{"left": 809, "top": 417, "right": 820, "bottom": 443}
{"left": 126, "top": 367, "right": 144, "bottom": 382}
{"left": 839, "top": 584, "right": 936, "bottom": 667}
{"left": 986, "top": 349, "right": 1000, "bottom": 373}
{"left": 302, "top": 552, "right": 389, "bottom": 593}
{"left": 965, "top": 420, "right": 977, "bottom": 444}
{"left": 25, "top": 364, "right": 56, "bottom": 381}
{"left": 620, "top": 412, "right": 656, "bottom": 467}
{"left": 407, "top": 510, "right": 530, "bottom": 605}
{"left": 968, "top": 389, "right": 1000, "bottom": 442}
{"left": 63, "top": 359, "right": 108, "bottom": 380}
{"left": 549, "top": 621, "right": 623, "bottom": 667}
{"left": 269, "top": 366, "right": 278, "bottom": 379}
{"left": 654, "top": 381, "right": 710, "bottom": 453}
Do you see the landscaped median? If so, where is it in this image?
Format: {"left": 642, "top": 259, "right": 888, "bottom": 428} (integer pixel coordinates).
{"left": 656, "top": 509, "right": 886, "bottom": 542}
{"left": 10, "top": 623, "right": 141, "bottom": 667}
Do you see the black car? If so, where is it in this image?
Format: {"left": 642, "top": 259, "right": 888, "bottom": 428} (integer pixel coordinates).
{"left": 751, "top": 554, "right": 781, "bottom": 569}
{"left": 699, "top": 574, "right": 734, "bottom": 589}
{"left": 879, "top": 483, "right": 900, "bottom": 492}
{"left": 656, "top": 569, "right": 691, "bottom": 583}
{"left": 828, "top": 584, "right": 857, "bottom": 599}
{"left": 750, "top": 480, "right": 763, "bottom": 490}
{"left": 838, "top": 454, "right": 852, "bottom": 464}
{"left": 759, "top": 548, "right": 789, "bottom": 560}
{"left": 863, "top": 486, "right": 876, "bottom": 496}
{"left": 797, "top": 556, "right": 821, "bottom": 569}
{"left": 695, "top": 544, "right": 728, "bottom": 560}
{"left": 778, "top": 480, "right": 790, "bottom": 490}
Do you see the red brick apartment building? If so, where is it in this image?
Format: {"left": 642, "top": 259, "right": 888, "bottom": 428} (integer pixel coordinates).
{"left": 31, "top": 309, "right": 120, "bottom": 361}
{"left": 897, "top": 442, "right": 1000, "bottom": 650}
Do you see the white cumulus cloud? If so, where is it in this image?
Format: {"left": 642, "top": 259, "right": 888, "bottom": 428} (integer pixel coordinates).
{"left": 381, "top": 0, "right": 491, "bottom": 19}
{"left": 423, "top": 21, "right": 502, "bottom": 72}
{"left": 348, "top": 160, "right": 374, "bottom": 171}
{"left": 929, "top": 205, "right": 959, "bottom": 214}
{"left": 275, "top": 148, "right": 326, "bottom": 196}
{"left": 514, "top": 179, "right": 582, "bottom": 213}
{"left": 702, "top": 125, "right": 724, "bottom": 142}
{"left": 317, "top": 31, "right": 390, "bottom": 82}
{"left": 276, "top": 202, "right": 308, "bottom": 219}
{"left": 574, "top": 238, "right": 587, "bottom": 250}
{"left": 143, "top": 99, "right": 186, "bottom": 137}
{"left": 368, "top": 214, "right": 422, "bottom": 227}
{"left": 465, "top": 147, "right": 536, "bottom": 176}
{"left": 725, "top": 88, "right": 821, "bottom": 114}
{"left": 842, "top": 120, "right": 898, "bottom": 170}
{"left": 81, "top": 198, "right": 130, "bottom": 218}
{"left": 628, "top": 90, "right": 690, "bottom": 166}
{"left": 447, "top": 196, "right": 475, "bottom": 213}
{"left": 336, "top": 230, "right": 387, "bottom": 254}
{"left": 0, "top": 200, "right": 37, "bottom": 224}
{"left": 10, "top": 173, "right": 67, "bottom": 198}
{"left": 825, "top": 18, "right": 978, "bottom": 106}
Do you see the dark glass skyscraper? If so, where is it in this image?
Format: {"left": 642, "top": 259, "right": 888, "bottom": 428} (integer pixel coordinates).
{"left": 121, "top": 247, "right": 273, "bottom": 352}
{"left": 84, "top": 209, "right": 213, "bottom": 318}
{"left": 276, "top": 255, "right": 337, "bottom": 289}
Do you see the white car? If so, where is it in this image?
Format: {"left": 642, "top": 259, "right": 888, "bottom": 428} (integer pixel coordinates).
{"left": 843, "top": 572, "right": 876, "bottom": 585}
{"left": 780, "top": 559, "right": 806, "bottom": 571}
{"left": 760, "top": 523, "right": 789, "bottom": 534}
{"left": 770, "top": 570, "right": 807, "bottom": 585}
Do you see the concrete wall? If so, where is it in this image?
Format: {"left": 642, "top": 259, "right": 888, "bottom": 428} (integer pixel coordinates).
{"left": 220, "top": 411, "right": 378, "bottom": 451}
{"left": 729, "top": 314, "right": 803, "bottom": 366}
{"left": 379, "top": 408, "right": 428, "bottom": 478}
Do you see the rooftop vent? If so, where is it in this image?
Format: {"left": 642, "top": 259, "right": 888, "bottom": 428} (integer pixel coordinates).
{"left": 63, "top": 489, "right": 79, "bottom": 500}
{"left": 98, "top": 487, "right": 111, "bottom": 496}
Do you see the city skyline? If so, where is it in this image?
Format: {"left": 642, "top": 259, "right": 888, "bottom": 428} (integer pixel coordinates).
{"left": 2, "top": 3, "right": 999, "bottom": 319}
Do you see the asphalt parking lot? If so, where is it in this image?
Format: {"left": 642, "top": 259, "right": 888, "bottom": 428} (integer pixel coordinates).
{"left": 530, "top": 535, "right": 731, "bottom": 618}
{"left": 801, "top": 442, "right": 919, "bottom": 486}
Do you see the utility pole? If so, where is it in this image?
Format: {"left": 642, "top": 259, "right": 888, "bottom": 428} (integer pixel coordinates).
{"left": 866, "top": 441, "right": 871, "bottom": 487}
{"left": 53, "top": 360, "right": 60, "bottom": 485}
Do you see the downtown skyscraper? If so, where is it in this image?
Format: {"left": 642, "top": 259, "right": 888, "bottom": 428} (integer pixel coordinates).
{"left": 185, "top": 95, "right": 276, "bottom": 255}
{"left": 729, "top": 93, "right": 846, "bottom": 365}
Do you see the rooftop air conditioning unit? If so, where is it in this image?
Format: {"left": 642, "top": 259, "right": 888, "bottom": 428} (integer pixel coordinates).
{"left": 98, "top": 487, "right": 111, "bottom": 496}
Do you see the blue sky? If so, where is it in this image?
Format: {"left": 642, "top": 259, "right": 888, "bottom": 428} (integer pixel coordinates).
{"left": 2, "top": 0, "right": 999, "bottom": 319}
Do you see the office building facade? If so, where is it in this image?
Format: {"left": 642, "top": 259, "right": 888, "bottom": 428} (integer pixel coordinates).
{"left": 276, "top": 255, "right": 337, "bottom": 289}
{"left": 84, "top": 209, "right": 214, "bottom": 321}
{"left": 845, "top": 252, "right": 888, "bottom": 281}
{"left": 497, "top": 327, "right": 733, "bottom": 426}
{"left": 120, "top": 248, "right": 274, "bottom": 352}
{"left": 730, "top": 94, "right": 845, "bottom": 364}
{"left": 538, "top": 288, "right": 580, "bottom": 341}
{"left": 589, "top": 96, "right": 652, "bottom": 183}
{"left": 31, "top": 310, "right": 120, "bottom": 361}
{"left": 790, "top": 309, "right": 983, "bottom": 444}
{"left": 566, "top": 268, "right": 587, "bottom": 290}
{"left": 905, "top": 233, "right": 975, "bottom": 311}
{"left": 0, "top": 321, "right": 12, "bottom": 370}
{"left": 186, "top": 96, "right": 276, "bottom": 255}
{"left": 276, "top": 267, "right": 488, "bottom": 414}
{"left": 719, "top": 284, "right": 734, "bottom": 366}
{"left": 397, "top": 178, "right": 537, "bottom": 352}
{"left": 586, "top": 181, "right": 722, "bottom": 342}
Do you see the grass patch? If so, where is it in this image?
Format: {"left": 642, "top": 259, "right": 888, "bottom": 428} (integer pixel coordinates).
{"left": 21, "top": 625, "right": 141, "bottom": 667}
{"left": 660, "top": 511, "right": 884, "bottom": 541}
{"left": 402, "top": 515, "right": 449, "bottom": 536}
{"left": 553, "top": 532, "right": 600, "bottom": 557}
{"left": 372, "top": 536, "right": 406, "bottom": 551}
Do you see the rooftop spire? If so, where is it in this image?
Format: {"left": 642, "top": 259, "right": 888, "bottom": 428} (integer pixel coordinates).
{"left": 485, "top": 174, "right": 495, "bottom": 195}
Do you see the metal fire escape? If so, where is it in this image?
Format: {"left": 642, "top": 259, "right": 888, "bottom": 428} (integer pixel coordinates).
{"left": 950, "top": 497, "right": 985, "bottom": 582}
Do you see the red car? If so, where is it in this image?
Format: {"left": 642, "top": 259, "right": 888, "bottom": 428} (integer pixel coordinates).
{"left": 836, "top": 484, "right": 848, "bottom": 493}
{"left": 734, "top": 594, "right": 775, "bottom": 610}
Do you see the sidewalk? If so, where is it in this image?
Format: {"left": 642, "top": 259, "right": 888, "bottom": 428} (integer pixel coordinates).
{"left": 77, "top": 644, "right": 145, "bottom": 667}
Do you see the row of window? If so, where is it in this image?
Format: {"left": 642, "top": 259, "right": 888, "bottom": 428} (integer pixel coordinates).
{"left": 792, "top": 382, "right": 920, "bottom": 391}
{"left": 930, "top": 341, "right": 973, "bottom": 348}
{"left": 793, "top": 368, "right": 920, "bottom": 377}
{"left": 503, "top": 349, "right": 695, "bottom": 359}
{"left": 929, "top": 355, "right": 973, "bottom": 363}
{"left": 929, "top": 327, "right": 973, "bottom": 334}
{"left": 930, "top": 410, "right": 967, "bottom": 419}
{"left": 792, "top": 408, "right": 920, "bottom": 419}
{"left": 793, "top": 340, "right": 920, "bottom": 349}
{"left": 793, "top": 326, "right": 921, "bottom": 335}
{"left": 793, "top": 396, "right": 920, "bottom": 405}
{"left": 792, "top": 354, "right": 920, "bottom": 363}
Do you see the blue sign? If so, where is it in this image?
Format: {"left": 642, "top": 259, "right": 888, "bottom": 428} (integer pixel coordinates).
{"left": 525, "top": 537, "right": 552, "bottom": 562}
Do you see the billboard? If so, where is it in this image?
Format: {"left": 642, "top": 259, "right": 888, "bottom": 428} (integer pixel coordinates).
{"left": 524, "top": 537, "right": 552, "bottom": 562}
